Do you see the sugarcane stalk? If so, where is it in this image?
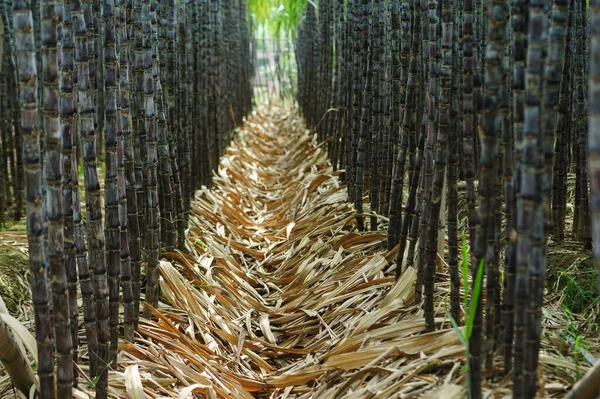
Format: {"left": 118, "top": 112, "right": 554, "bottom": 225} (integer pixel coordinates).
{"left": 72, "top": 0, "right": 110, "bottom": 392}
{"left": 12, "top": 0, "right": 55, "bottom": 395}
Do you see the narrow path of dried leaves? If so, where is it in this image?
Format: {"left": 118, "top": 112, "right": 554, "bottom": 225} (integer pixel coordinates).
{"left": 91, "top": 106, "right": 582, "bottom": 398}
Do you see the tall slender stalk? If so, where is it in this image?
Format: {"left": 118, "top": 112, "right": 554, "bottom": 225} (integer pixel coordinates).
{"left": 355, "top": 0, "right": 372, "bottom": 232}
{"left": 369, "top": 0, "right": 384, "bottom": 231}
{"left": 165, "top": 0, "right": 184, "bottom": 250}
{"left": 177, "top": 9, "right": 191, "bottom": 249}
{"left": 415, "top": 0, "right": 438, "bottom": 306}
{"left": 116, "top": 0, "right": 136, "bottom": 342}
{"left": 40, "top": 0, "right": 74, "bottom": 394}
{"left": 0, "top": 7, "right": 24, "bottom": 220}
{"left": 72, "top": 0, "right": 110, "bottom": 393}
{"left": 542, "top": 0, "right": 568, "bottom": 237}
{"left": 142, "top": 0, "right": 161, "bottom": 315}
{"left": 102, "top": 0, "right": 122, "bottom": 366}
{"left": 505, "top": 0, "right": 527, "bottom": 376}
{"left": 59, "top": 0, "right": 80, "bottom": 385}
{"left": 470, "top": 0, "right": 506, "bottom": 397}
{"left": 387, "top": 0, "right": 407, "bottom": 249}
{"left": 522, "top": 0, "right": 548, "bottom": 396}
{"left": 377, "top": 0, "right": 393, "bottom": 216}
{"left": 153, "top": 0, "right": 175, "bottom": 251}
{"left": 396, "top": 0, "right": 422, "bottom": 278}
{"left": 12, "top": 0, "right": 55, "bottom": 396}
{"left": 574, "top": 0, "right": 590, "bottom": 246}
{"left": 71, "top": 0, "right": 98, "bottom": 371}
{"left": 0, "top": 75, "right": 7, "bottom": 225}
{"left": 349, "top": 0, "right": 361, "bottom": 203}
{"left": 424, "top": 0, "right": 453, "bottom": 332}
{"left": 589, "top": 0, "right": 600, "bottom": 294}
{"left": 552, "top": 0, "right": 572, "bottom": 241}
{"left": 132, "top": 0, "right": 146, "bottom": 322}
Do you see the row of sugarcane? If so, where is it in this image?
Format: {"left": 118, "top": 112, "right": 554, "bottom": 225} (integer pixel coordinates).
{"left": 2, "top": 0, "right": 253, "bottom": 397}
{"left": 297, "top": 0, "right": 598, "bottom": 398}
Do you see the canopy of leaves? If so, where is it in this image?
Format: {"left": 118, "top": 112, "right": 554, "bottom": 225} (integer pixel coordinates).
{"left": 247, "top": 0, "right": 312, "bottom": 39}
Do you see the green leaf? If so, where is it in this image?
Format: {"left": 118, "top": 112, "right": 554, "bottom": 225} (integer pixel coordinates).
{"left": 461, "top": 234, "right": 470, "bottom": 318}
{"left": 445, "top": 309, "right": 468, "bottom": 348}
{"left": 248, "top": 0, "right": 308, "bottom": 38}
{"left": 466, "top": 257, "right": 485, "bottom": 340}
{"left": 445, "top": 307, "right": 472, "bottom": 399}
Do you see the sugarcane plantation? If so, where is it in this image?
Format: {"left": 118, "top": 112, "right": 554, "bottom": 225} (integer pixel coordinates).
{"left": 0, "top": 0, "right": 599, "bottom": 398}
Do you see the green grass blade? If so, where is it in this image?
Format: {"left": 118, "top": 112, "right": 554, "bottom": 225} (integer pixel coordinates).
{"left": 466, "top": 257, "right": 485, "bottom": 340}
{"left": 445, "top": 309, "right": 468, "bottom": 348}
{"left": 462, "top": 234, "right": 470, "bottom": 321}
